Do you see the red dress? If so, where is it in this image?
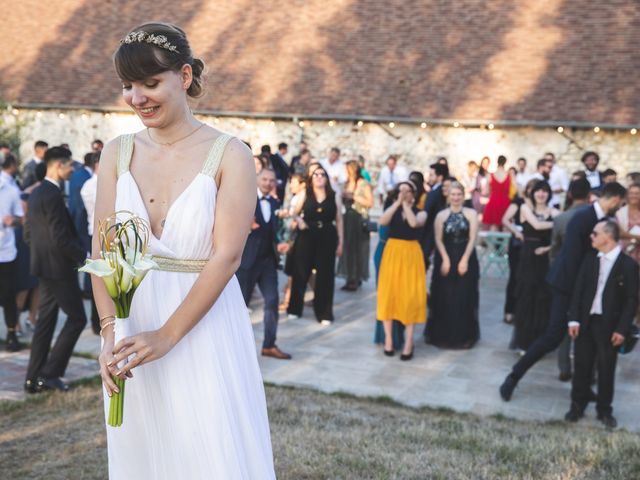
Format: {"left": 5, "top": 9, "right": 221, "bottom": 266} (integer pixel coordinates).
{"left": 482, "top": 173, "right": 512, "bottom": 226}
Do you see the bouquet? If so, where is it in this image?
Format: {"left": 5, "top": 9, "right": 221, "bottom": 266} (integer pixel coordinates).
{"left": 79, "top": 210, "right": 157, "bottom": 427}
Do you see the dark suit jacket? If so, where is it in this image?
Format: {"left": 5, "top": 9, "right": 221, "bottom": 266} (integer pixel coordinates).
{"left": 421, "top": 185, "right": 445, "bottom": 255}
{"left": 20, "top": 159, "right": 39, "bottom": 190}
{"left": 239, "top": 195, "right": 280, "bottom": 270}
{"left": 546, "top": 204, "right": 598, "bottom": 294}
{"left": 25, "top": 180, "right": 86, "bottom": 280}
{"left": 569, "top": 251, "right": 639, "bottom": 336}
{"left": 270, "top": 153, "right": 290, "bottom": 201}
{"left": 68, "top": 167, "right": 92, "bottom": 251}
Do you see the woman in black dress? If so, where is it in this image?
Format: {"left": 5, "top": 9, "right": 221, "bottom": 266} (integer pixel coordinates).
{"left": 513, "top": 180, "right": 559, "bottom": 350}
{"left": 287, "top": 166, "right": 344, "bottom": 324}
{"left": 426, "top": 181, "right": 480, "bottom": 349}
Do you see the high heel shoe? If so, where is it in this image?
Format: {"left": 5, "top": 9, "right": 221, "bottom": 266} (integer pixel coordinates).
{"left": 400, "top": 348, "right": 414, "bottom": 361}
{"left": 383, "top": 349, "right": 395, "bottom": 357}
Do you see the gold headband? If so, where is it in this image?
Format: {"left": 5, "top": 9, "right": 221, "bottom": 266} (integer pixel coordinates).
{"left": 121, "top": 31, "right": 179, "bottom": 53}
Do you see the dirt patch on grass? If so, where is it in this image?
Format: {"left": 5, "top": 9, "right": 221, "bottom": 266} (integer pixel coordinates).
{"left": 1, "top": 380, "right": 639, "bottom": 479}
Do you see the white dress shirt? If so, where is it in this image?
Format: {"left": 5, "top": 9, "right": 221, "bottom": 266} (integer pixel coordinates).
{"left": 549, "top": 165, "right": 569, "bottom": 207}
{"left": 585, "top": 169, "right": 601, "bottom": 189}
{"left": 0, "top": 171, "right": 24, "bottom": 263}
{"left": 375, "top": 165, "right": 409, "bottom": 196}
{"left": 590, "top": 245, "right": 622, "bottom": 315}
{"left": 258, "top": 188, "right": 272, "bottom": 223}
{"left": 44, "top": 176, "right": 62, "bottom": 190}
{"left": 319, "top": 158, "right": 348, "bottom": 192}
{"left": 515, "top": 171, "right": 532, "bottom": 192}
{"left": 80, "top": 174, "right": 98, "bottom": 237}
{"left": 593, "top": 200, "right": 606, "bottom": 221}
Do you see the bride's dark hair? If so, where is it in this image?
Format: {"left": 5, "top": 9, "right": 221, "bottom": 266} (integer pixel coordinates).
{"left": 114, "top": 22, "right": 205, "bottom": 98}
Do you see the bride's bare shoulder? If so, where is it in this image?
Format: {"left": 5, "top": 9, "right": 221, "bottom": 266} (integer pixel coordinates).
{"left": 211, "top": 128, "right": 253, "bottom": 173}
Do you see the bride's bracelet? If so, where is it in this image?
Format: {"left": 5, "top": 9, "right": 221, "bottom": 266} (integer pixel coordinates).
{"left": 99, "top": 320, "right": 116, "bottom": 337}
{"left": 99, "top": 315, "right": 116, "bottom": 328}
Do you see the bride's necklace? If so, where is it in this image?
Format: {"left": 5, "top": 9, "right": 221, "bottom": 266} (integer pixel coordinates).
{"left": 147, "top": 122, "right": 205, "bottom": 147}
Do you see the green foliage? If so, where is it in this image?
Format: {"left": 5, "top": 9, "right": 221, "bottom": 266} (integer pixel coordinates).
{"left": 0, "top": 102, "right": 27, "bottom": 157}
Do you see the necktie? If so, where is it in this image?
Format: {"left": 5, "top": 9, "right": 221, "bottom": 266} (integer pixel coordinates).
{"left": 389, "top": 171, "right": 395, "bottom": 188}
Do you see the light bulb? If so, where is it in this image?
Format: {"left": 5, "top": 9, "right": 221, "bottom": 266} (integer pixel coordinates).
{"left": 593, "top": 126, "right": 600, "bottom": 133}
{"left": 453, "top": 122, "right": 460, "bottom": 128}
{"left": 328, "top": 120, "right": 335, "bottom": 127}
{"left": 420, "top": 122, "right": 427, "bottom": 128}
{"left": 357, "top": 120, "right": 364, "bottom": 127}
{"left": 389, "top": 122, "right": 395, "bottom": 128}
{"left": 631, "top": 128, "right": 638, "bottom": 135}
{"left": 298, "top": 121, "right": 305, "bottom": 127}
{"left": 59, "top": 113, "right": 65, "bottom": 119}
{"left": 36, "top": 111, "right": 43, "bottom": 118}
{"left": 488, "top": 123, "right": 494, "bottom": 130}
{"left": 557, "top": 126, "right": 564, "bottom": 133}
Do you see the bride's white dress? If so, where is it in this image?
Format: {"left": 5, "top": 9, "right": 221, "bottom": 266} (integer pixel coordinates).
{"left": 105, "top": 133, "right": 275, "bottom": 479}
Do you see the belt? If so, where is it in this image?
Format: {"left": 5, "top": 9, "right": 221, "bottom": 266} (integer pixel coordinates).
{"left": 154, "top": 256, "right": 208, "bottom": 273}
{"left": 308, "top": 220, "right": 335, "bottom": 229}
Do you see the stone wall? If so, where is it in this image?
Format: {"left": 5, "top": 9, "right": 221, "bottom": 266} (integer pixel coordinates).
{"left": 6, "top": 109, "right": 639, "bottom": 180}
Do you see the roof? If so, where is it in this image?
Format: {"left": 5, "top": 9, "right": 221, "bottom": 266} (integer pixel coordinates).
{"left": 2, "top": 0, "right": 639, "bottom": 126}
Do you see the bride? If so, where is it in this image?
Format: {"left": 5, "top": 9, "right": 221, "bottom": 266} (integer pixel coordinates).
{"left": 92, "top": 23, "right": 275, "bottom": 478}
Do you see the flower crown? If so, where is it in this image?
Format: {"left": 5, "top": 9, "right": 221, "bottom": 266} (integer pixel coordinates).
{"left": 121, "top": 31, "right": 180, "bottom": 53}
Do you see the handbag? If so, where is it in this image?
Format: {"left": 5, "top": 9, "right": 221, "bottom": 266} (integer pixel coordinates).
{"left": 619, "top": 324, "right": 640, "bottom": 354}
{"left": 363, "top": 220, "right": 378, "bottom": 233}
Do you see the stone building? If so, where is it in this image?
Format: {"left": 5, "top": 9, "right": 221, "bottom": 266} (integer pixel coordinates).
{"left": 1, "top": 0, "right": 638, "bottom": 178}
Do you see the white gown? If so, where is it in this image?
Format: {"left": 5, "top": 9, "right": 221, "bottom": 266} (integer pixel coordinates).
{"left": 105, "top": 133, "right": 275, "bottom": 479}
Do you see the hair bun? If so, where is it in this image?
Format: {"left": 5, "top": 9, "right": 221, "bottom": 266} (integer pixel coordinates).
{"left": 188, "top": 58, "right": 205, "bottom": 98}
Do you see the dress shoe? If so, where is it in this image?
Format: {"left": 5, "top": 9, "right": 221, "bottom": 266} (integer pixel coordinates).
{"left": 499, "top": 374, "right": 518, "bottom": 402}
{"left": 37, "top": 377, "right": 70, "bottom": 392}
{"left": 319, "top": 319, "right": 332, "bottom": 326}
{"left": 5, "top": 332, "right": 22, "bottom": 352}
{"left": 558, "top": 372, "right": 572, "bottom": 382}
{"left": 340, "top": 283, "right": 358, "bottom": 292}
{"left": 261, "top": 346, "right": 292, "bottom": 360}
{"left": 287, "top": 314, "right": 301, "bottom": 320}
{"left": 565, "top": 404, "right": 584, "bottom": 422}
{"left": 383, "top": 349, "right": 395, "bottom": 357}
{"left": 597, "top": 413, "right": 617, "bottom": 428}
{"left": 400, "top": 348, "right": 414, "bottom": 361}
{"left": 24, "top": 378, "right": 40, "bottom": 394}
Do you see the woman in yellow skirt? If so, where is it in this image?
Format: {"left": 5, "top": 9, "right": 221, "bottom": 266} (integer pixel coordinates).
{"left": 377, "top": 181, "right": 427, "bottom": 360}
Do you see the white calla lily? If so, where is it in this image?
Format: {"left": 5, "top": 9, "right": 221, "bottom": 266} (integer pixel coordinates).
{"left": 79, "top": 259, "right": 119, "bottom": 298}
{"left": 132, "top": 255, "right": 158, "bottom": 288}
{"left": 117, "top": 253, "right": 136, "bottom": 294}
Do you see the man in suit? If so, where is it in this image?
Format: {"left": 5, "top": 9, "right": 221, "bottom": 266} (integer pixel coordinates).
{"left": 24, "top": 147, "right": 87, "bottom": 393}
{"left": 582, "top": 151, "right": 603, "bottom": 191}
{"left": 565, "top": 220, "right": 639, "bottom": 428}
{"left": 421, "top": 162, "right": 449, "bottom": 266}
{"left": 236, "top": 168, "right": 291, "bottom": 360}
{"left": 68, "top": 152, "right": 96, "bottom": 255}
{"left": 550, "top": 178, "right": 591, "bottom": 381}
{"left": 20, "top": 140, "right": 48, "bottom": 189}
{"left": 500, "top": 181, "right": 627, "bottom": 401}
{"left": 261, "top": 143, "right": 289, "bottom": 203}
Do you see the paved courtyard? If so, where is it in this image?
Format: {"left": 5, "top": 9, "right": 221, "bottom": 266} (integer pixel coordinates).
{"left": 2, "top": 244, "right": 640, "bottom": 431}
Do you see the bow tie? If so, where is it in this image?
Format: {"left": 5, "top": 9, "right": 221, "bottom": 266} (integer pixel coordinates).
{"left": 260, "top": 195, "right": 271, "bottom": 201}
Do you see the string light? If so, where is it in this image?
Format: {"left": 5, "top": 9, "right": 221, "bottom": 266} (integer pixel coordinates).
{"left": 241, "top": 119, "right": 247, "bottom": 126}
{"left": 214, "top": 117, "right": 220, "bottom": 124}
{"left": 557, "top": 126, "right": 564, "bottom": 133}
{"left": 298, "top": 120, "right": 305, "bottom": 127}
{"left": 104, "top": 113, "right": 111, "bottom": 119}
{"left": 631, "top": 128, "right": 638, "bottom": 135}
{"left": 12, "top": 108, "right": 19, "bottom": 115}
{"left": 81, "top": 113, "right": 87, "bottom": 120}
{"left": 59, "top": 113, "right": 65, "bottom": 119}
{"left": 328, "top": 120, "right": 335, "bottom": 127}
{"left": 488, "top": 123, "right": 494, "bottom": 130}
{"left": 357, "top": 120, "right": 364, "bottom": 127}
{"left": 420, "top": 122, "right": 427, "bottom": 128}
{"left": 593, "top": 126, "right": 600, "bottom": 133}
{"left": 388, "top": 122, "right": 395, "bottom": 128}
{"left": 453, "top": 121, "right": 460, "bottom": 128}
{"left": 36, "top": 111, "right": 43, "bottom": 118}
{"left": 269, "top": 120, "right": 275, "bottom": 126}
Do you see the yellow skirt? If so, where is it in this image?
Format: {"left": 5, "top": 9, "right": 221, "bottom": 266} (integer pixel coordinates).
{"left": 377, "top": 238, "right": 427, "bottom": 325}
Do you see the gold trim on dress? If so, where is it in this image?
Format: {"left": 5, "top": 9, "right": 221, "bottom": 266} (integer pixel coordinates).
{"left": 154, "top": 256, "right": 208, "bottom": 273}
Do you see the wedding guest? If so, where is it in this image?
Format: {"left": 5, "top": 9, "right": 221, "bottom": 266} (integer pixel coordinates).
{"left": 482, "top": 155, "right": 512, "bottom": 231}
{"left": 287, "top": 165, "right": 343, "bottom": 324}
{"left": 338, "top": 160, "right": 373, "bottom": 291}
{"left": 426, "top": 181, "right": 480, "bottom": 349}
{"left": 477, "top": 156, "right": 491, "bottom": 213}
{"left": 268, "top": 142, "right": 290, "bottom": 201}
{"left": 24, "top": 147, "right": 87, "bottom": 393}
{"left": 626, "top": 172, "right": 640, "bottom": 187}
{"left": 565, "top": 220, "right": 639, "bottom": 428}
{"left": 501, "top": 179, "right": 538, "bottom": 324}
{"left": 80, "top": 152, "right": 101, "bottom": 335}
{"left": 515, "top": 157, "right": 531, "bottom": 194}
{"left": 0, "top": 154, "right": 24, "bottom": 351}
{"left": 320, "top": 147, "right": 347, "bottom": 192}
{"left": 602, "top": 168, "right": 617, "bottom": 185}
{"left": 280, "top": 173, "right": 307, "bottom": 312}
{"left": 617, "top": 182, "right": 640, "bottom": 264}
{"left": 421, "top": 162, "right": 449, "bottom": 266}
{"left": 377, "top": 181, "right": 427, "bottom": 360}
{"left": 357, "top": 155, "right": 372, "bottom": 183}
{"left": 20, "top": 140, "right": 48, "bottom": 189}
{"left": 69, "top": 152, "right": 96, "bottom": 256}
{"left": 91, "top": 139, "right": 104, "bottom": 152}
{"left": 545, "top": 152, "right": 570, "bottom": 209}
{"left": 237, "top": 168, "right": 291, "bottom": 359}
{"left": 437, "top": 156, "right": 448, "bottom": 166}
{"left": 409, "top": 171, "right": 427, "bottom": 209}
{"left": 582, "top": 151, "right": 603, "bottom": 191}
{"left": 289, "top": 141, "right": 308, "bottom": 173}
{"left": 531, "top": 158, "right": 551, "bottom": 182}
{"left": 461, "top": 160, "right": 480, "bottom": 209}
{"left": 373, "top": 190, "right": 405, "bottom": 350}
{"left": 512, "top": 181, "right": 559, "bottom": 351}
{"left": 291, "top": 149, "right": 312, "bottom": 176}
{"left": 550, "top": 178, "right": 591, "bottom": 382}
{"left": 500, "top": 182, "right": 627, "bottom": 401}
{"left": 375, "top": 155, "right": 408, "bottom": 204}
{"left": 254, "top": 155, "right": 266, "bottom": 174}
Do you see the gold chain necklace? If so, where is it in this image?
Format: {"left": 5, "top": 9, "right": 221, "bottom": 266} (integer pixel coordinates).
{"left": 147, "top": 122, "right": 205, "bottom": 147}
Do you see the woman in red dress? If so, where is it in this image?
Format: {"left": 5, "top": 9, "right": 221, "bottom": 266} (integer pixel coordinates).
{"left": 482, "top": 155, "right": 512, "bottom": 230}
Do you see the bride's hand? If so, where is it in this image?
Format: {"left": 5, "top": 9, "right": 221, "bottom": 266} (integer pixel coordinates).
{"left": 110, "top": 330, "right": 175, "bottom": 377}
{"left": 99, "top": 337, "right": 132, "bottom": 396}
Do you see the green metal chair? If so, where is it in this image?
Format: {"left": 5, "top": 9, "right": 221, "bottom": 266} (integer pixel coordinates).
{"left": 477, "top": 231, "right": 511, "bottom": 277}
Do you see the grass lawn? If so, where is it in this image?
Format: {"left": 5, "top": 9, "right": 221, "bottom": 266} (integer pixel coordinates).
{"left": 1, "top": 378, "right": 639, "bottom": 479}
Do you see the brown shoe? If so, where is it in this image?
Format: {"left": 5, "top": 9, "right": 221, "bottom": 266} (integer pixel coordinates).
{"left": 261, "top": 346, "right": 292, "bottom": 360}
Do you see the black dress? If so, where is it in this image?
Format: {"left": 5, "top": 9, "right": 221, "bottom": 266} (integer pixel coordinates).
{"left": 287, "top": 192, "right": 339, "bottom": 321}
{"left": 504, "top": 197, "right": 524, "bottom": 315}
{"left": 513, "top": 216, "right": 552, "bottom": 350}
{"left": 426, "top": 211, "right": 480, "bottom": 349}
